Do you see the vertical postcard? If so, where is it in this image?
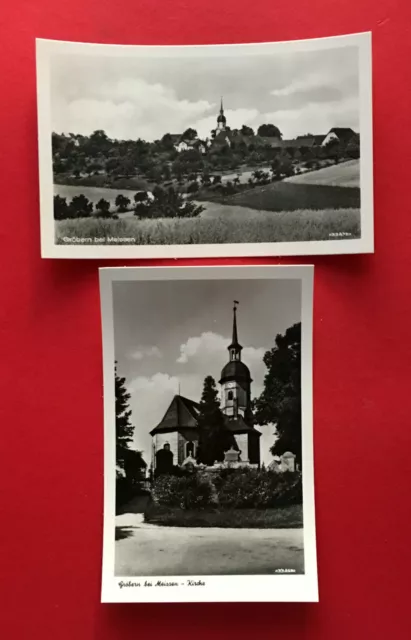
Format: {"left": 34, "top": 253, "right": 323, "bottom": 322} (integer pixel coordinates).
{"left": 100, "top": 265, "right": 317, "bottom": 603}
{"left": 37, "top": 33, "right": 373, "bottom": 258}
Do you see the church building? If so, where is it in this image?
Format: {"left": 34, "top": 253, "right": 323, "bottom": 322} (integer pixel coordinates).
{"left": 150, "top": 303, "right": 261, "bottom": 470}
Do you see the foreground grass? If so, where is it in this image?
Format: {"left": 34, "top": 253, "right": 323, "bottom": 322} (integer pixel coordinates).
{"left": 56, "top": 208, "right": 360, "bottom": 245}
{"left": 197, "top": 181, "right": 361, "bottom": 212}
{"left": 144, "top": 502, "right": 303, "bottom": 528}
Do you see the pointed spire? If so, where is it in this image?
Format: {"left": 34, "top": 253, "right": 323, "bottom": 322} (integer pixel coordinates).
{"left": 220, "top": 96, "right": 224, "bottom": 114}
{"left": 232, "top": 300, "right": 239, "bottom": 345}
{"left": 228, "top": 300, "right": 242, "bottom": 359}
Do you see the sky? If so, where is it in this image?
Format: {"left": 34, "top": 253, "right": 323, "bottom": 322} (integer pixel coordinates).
{"left": 113, "top": 278, "right": 302, "bottom": 466}
{"left": 51, "top": 44, "right": 359, "bottom": 141}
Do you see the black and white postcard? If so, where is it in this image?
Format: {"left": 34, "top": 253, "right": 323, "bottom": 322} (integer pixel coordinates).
{"left": 100, "top": 265, "right": 317, "bottom": 603}
{"left": 37, "top": 33, "right": 373, "bottom": 259}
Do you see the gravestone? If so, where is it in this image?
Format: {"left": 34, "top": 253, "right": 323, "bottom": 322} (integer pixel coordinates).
{"left": 224, "top": 446, "right": 240, "bottom": 465}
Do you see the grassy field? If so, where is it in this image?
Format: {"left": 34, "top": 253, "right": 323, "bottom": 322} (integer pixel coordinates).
{"left": 56, "top": 207, "right": 360, "bottom": 245}
{"left": 144, "top": 502, "right": 303, "bottom": 529}
{"left": 285, "top": 159, "right": 360, "bottom": 187}
{"left": 197, "top": 180, "right": 360, "bottom": 212}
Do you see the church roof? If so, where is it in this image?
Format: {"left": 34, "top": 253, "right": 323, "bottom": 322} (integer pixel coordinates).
{"left": 223, "top": 415, "right": 261, "bottom": 436}
{"left": 220, "top": 359, "right": 252, "bottom": 384}
{"left": 150, "top": 395, "right": 200, "bottom": 435}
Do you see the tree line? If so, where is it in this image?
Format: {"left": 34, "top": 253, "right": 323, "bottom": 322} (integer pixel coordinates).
{"left": 53, "top": 127, "right": 360, "bottom": 199}
{"left": 54, "top": 186, "right": 204, "bottom": 221}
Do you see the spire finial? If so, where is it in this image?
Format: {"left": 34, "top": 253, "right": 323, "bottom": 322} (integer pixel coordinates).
{"left": 220, "top": 96, "right": 224, "bottom": 113}
{"left": 228, "top": 300, "right": 242, "bottom": 359}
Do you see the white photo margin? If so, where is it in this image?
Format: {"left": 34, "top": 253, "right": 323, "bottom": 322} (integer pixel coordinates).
{"left": 99, "top": 265, "right": 317, "bottom": 603}
{"left": 37, "top": 33, "right": 373, "bottom": 259}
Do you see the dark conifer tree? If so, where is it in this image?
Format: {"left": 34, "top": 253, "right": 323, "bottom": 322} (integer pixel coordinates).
{"left": 115, "top": 363, "right": 134, "bottom": 468}
{"left": 197, "top": 375, "right": 235, "bottom": 465}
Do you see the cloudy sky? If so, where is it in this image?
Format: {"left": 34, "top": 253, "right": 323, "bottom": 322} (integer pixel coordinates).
{"left": 51, "top": 44, "right": 359, "bottom": 141}
{"left": 113, "top": 277, "right": 301, "bottom": 467}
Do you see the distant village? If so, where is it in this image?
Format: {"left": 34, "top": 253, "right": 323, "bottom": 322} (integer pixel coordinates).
{"left": 170, "top": 98, "right": 359, "bottom": 156}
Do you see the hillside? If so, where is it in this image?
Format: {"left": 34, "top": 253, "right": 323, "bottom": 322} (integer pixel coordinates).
{"left": 285, "top": 159, "right": 360, "bottom": 188}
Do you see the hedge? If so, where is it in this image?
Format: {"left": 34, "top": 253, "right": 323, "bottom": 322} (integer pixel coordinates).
{"left": 151, "top": 468, "right": 302, "bottom": 511}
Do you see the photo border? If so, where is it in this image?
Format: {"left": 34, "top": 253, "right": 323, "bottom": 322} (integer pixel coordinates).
{"left": 37, "top": 32, "right": 373, "bottom": 259}
{"left": 99, "top": 265, "right": 317, "bottom": 603}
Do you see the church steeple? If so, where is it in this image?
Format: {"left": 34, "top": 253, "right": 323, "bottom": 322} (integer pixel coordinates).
{"left": 216, "top": 96, "right": 227, "bottom": 131}
{"left": 228, "top": 301, "right": 242, "bottom": 362}
{"left": 220, "top": 300, "right": 252, "bottom": 422}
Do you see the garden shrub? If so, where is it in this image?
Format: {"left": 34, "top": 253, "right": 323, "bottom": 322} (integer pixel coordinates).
{"left": 151, "top": 469, "right": 302, "bottom": 511}
{"left": 152, "top": 472, "right": 216, "bottom": 510}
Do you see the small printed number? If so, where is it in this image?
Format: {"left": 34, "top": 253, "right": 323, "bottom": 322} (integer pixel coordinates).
{"left": 329, "top": 232, "right": 352, "bottom": 237}
{"left": 275, "top": 568, "right": 296, "bottom": 573}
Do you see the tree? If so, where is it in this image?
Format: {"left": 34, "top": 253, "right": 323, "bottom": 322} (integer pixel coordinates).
{"left": 197, "top": 376, "right": 235, "bottom": 465}
{"left": 123, "top": 449, "right": 146, "bottom": 486}
{"left": 253, "top": 323, "right": 302, "bottom": 464}
{"left": 115, "top": 194, "right": 130, "bottom": 212}
{"left": 53, "top": 195, "right": 69, "bottom": 220}
{"left": 241, "top": 125, "right": 254, "bottom": 136}
{"left": 182, "top": 127, "right": 198, "bottom": 141}
{"left": 69, "top": 194, "right": 93, "bottom": 218}
{"left": 115, "top": 364, "right": 134, "bottom": 469}
{"left": 160, "top": 133, "right": 175, "bottom": 151}
{"left": 134, "top": 191, "right": 148, "bottom": 203}
{"left": 257, "top": 123, "right": 282, "bottom": 139}
{"left": 271, "top": 152, "right": 294, "bottom": 179}
{"left": 134, "top": 186, "right": 203, "bottom": 219}
{"left": 85, "top": 129, "right": 111, "bottom": 156}
{"left": 95, "top": 198, "right": 112, "bottom": 218}
{"left": 201, "top": 172, "right": 211, "bottom": 187}
{"left": 187, "top": 181, "right": 199, "bottom": 194}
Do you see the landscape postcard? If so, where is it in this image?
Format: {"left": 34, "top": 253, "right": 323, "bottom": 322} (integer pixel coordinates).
{"left": 99, "top": 265, "right": 317, "bottom": 603}
{"left": 37, "top": 33, "right": 373, "bottom": 258}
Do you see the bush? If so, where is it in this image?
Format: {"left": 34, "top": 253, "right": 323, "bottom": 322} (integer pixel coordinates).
{"left": 151, "top": 473, "right": 216, "bottom": 510}
{"left": 116, "top": 476, "right": 133, "bottom": 511}
{"left": 151, "top": 469, "right": 302, "bottom": 511}
{"left": 218, "top": 469, "right": 302, "bottom": 509}
{"left": 54, "top": 195, "right": 70, "bottom": 220}
{"left": 69, "top": 194, "right": 93, "bottom": 218}
{"left": 95, "top": 198, "right": 112, "bottom": 218}
{"left": 187, "top": 181, "right": 199, "bottom": 194}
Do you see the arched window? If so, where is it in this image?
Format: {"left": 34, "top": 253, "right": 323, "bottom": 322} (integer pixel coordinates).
{"left": 185, "top": 441, "right": 195, "bottom": 458}
{"left": 228, "top": 390, "right": 233, "bottom": 401}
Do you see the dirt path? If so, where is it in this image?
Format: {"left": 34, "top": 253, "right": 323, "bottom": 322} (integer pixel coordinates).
{"left": 115, "top": 512, "right": 304, "bottom": 576}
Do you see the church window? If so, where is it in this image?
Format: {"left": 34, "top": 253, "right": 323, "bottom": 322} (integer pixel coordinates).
{"left": 228, "top": 390, "right": 233, "bottom": 401}
{"left": 185, "top": 441, "right": 195, "bottom": 458}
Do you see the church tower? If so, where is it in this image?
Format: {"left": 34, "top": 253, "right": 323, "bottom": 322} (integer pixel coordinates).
{"left": 219, "top": 302, "right": 252, "bottom": 420}
{"left": 216, "top": 97, "right": 227, "bottom": 131}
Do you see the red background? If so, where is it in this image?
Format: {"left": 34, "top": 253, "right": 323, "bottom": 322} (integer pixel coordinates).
{"left": 1, "top": 0, "right": 411, "bottom": 637}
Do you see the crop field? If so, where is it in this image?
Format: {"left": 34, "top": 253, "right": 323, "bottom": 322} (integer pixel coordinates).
{"left": 56, "top": 208, "right": 360, "bottom": 245}
{"left": 200, "top": 180, "right": 360, "bottom": 212}
{"left": 285, "top": 159, "right": 360, "bottom": 187}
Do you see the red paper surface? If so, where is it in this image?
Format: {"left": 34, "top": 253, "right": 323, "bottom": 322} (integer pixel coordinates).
{"left": 1, "top": 0, "right": 411, "bottom": 636}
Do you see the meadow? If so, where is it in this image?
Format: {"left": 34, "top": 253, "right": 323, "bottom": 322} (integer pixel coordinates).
{"left": 285, "top": 158, "right": 360, "bottom": 187}
{"left": 56, "top": 207, "right": 360, "bottom": 245}
{"left": 197, "top": 180, "right": 360, "bottom": 212}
